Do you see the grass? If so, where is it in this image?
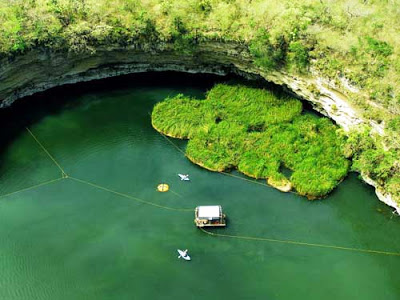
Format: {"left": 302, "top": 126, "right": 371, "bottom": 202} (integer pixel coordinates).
{"left": 152, "top": 84, "right": 349, "bottom": 199}
{"left": 348, "top": 127, "right": 400, "bottom": 204}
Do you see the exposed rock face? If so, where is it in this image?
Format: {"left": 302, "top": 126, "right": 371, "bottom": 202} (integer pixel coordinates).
{"left": 0, "top": 43, "right": 252, "bottom": 107}
{"left": 0, "top": 41, "right": 397, "bottom": 212}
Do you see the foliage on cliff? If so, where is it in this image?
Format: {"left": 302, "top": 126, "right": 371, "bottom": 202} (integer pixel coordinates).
{"left": 346, "top": 127, "right": 400, "bottom": 203}
{"left": 152, "top": 84, "right": 349, "bottom": 198}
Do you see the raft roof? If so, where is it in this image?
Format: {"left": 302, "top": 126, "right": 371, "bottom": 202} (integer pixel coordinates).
{"left": 197, "top": 205, "right": 221, "bottom": 219}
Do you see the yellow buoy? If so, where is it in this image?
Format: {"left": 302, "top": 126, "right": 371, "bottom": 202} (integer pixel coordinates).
{"left": 157, "top": 183, "right": 169, "bottom": 192}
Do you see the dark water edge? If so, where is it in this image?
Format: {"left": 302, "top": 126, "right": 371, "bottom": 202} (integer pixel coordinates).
{"left": 0, "top": 72, "right": 399, "bottom": 300}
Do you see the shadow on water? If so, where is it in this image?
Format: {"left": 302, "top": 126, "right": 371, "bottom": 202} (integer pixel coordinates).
{"left": 0, "top": 72, "right": 223, "bottom": 171}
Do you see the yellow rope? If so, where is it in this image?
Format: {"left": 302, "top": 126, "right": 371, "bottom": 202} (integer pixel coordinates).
{"left": 158, "top": 131, "right": 187, "bottom": 156}
{"left": 169, "top": 189, "right": 183, "bottom": 198}
{"left": 219, "top": 171, "right": 299, "bottom": 195}
{"left": 219, "top": 171, "right": 271, "bottom": 188}
{"left": 26, "top": 127, "right": 68, "bottom": 177}
{"left": 68, "top": 176, "right": 192, "bottom": 212}
{"left": 26, "top": 124, "right": 188, "bottom": 209}
{"left": 0, "top": 177, "right": 64, "bottom": 199}
{"left": 200, "top": 228, "right": 400, "bottom": 257}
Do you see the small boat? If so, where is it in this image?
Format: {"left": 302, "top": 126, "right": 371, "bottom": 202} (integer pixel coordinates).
{"left": 177, "top": 249, "right": 191, "bottom": 261}
{"left": 195, "top": 205, "right": 226, "bottom": 228}
{"left": 178, "top": 174, "right": 190, "bottom": 181}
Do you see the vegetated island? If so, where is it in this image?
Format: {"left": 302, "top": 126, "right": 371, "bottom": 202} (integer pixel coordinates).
{"left": 152, "top": 84, "right": 349, "bottom": 199}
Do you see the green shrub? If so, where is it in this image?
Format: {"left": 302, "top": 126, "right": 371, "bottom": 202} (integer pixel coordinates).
{"left": 365, "top": 37, "right": 393, "bottom": 57}
{"left": 288, "top": 41, "right": 309, "bottom": 71}
{"left": 249, "top": 29, "right": 286, "bottom": 70}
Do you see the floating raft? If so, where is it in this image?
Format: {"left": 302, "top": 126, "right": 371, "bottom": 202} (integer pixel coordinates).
{"left": 195, "top": 205, "right": 226, "bottom": 227}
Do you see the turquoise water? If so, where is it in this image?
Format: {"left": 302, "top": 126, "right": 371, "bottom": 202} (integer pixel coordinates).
{"left": 0, "top": 73, "right": 399, "bottom": 299}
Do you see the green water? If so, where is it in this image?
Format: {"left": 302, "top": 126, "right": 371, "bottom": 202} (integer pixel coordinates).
{"left": 0, "top": 73, "right": 399, "bottom": 300}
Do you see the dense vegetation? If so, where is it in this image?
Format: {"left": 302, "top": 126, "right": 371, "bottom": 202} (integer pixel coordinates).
{"left": 346, "top": 127, "right": 400, "bottom": 200}
{"left": 0, "top": 0, "right": 399, "bottom": 204}
{"left": 152, "top": 84, "right": 349, "bottom": 198}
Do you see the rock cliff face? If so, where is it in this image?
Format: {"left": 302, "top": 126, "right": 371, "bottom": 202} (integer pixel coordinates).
{"left": 0, "top": 41, "right": 397, "bottom": 212}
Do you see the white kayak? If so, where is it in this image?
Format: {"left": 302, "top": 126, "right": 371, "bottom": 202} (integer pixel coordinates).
{"left": 177, "top": 249, "right": 191, "bottom": 261}
{"left": 178, "top": 174, "right": 190, "bottom": 181}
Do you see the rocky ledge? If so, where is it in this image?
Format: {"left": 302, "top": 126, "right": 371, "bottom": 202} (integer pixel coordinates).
{"left": 0, "top": 41, "right": 397, "bottom": 212}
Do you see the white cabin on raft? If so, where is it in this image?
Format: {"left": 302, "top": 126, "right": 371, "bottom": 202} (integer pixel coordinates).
{"left": 194, "top": 205, "right": 226, "bottom": 227}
